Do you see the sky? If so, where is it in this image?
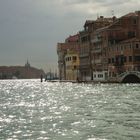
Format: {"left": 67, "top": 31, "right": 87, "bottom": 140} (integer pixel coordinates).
{"left": 0, "top": 0, "right": 140, "bottom": 72}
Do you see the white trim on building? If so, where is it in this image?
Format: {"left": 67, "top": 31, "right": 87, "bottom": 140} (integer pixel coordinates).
{"left": 93, "top": 71, "right": 108, "bottom": 81}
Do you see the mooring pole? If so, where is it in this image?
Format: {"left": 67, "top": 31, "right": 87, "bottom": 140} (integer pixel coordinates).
{"left": 40, "top": 74, "right": 43, "bottom": 82}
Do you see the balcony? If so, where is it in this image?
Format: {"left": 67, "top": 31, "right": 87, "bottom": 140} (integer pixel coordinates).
{"left": 91, "top": 36, "right": 102, "bottom": 43}
{"left": 92, "top": 47, "right": 102, "bottom": 53}
{"left": 114, "top": 61, "right": 124, "bottom": 67}
{"left": 80, "top": 53, "right": 89, "bottom": 58}
{"left": 94, "top": 59, "right": 102, "bottom": 64}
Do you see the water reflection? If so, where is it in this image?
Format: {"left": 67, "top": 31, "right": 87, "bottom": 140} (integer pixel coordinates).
{"left": 0, "top": 80, "right": 140, "bottom": 139}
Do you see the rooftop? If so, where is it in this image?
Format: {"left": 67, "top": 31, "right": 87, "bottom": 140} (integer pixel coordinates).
{"left": 65, "top": 34, "right": 79, "bottom": 43}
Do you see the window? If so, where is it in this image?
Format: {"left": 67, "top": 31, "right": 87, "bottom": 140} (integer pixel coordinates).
{"left": 134, "top": 56, "right": 140, "bottom": 62}
{"left": 123, "top": 56, "right": 127, "bottom": 63}
{"left": 130, "top": 44, "right": 132, "bottom": 49}
{"left": 117, "top": 46, "right": 118, "bottom": 51}
{"left": 117, "top": 19, "right": 121, "bottom": 25}
{"left": 128, "top": 31, "right": 136, "bottom": 38}
{"left": 67, "top": 57, "right": 71, "bottom": 61}
{"left": 116, "top": 57, "right": 118, "bottom": 63}
{"left": 133, "top": 18, "right": 137, "bottom": 25}
{"left": 98, "top": 74, "right": 103, "bottom": 78}
{"left": 112, "top": 58, "right": 114, "bottom": 63}
{"left": 73, "top": 56, "right": 77, "bottom": 61}
{"left": 73, "top": 65, "right": 77, "bottom": 69}
{"left": 136, "top": 44, "right": 139, "bottom": 49}
{"left": 129, "top": 56, "right": 132, "bottom": 62}
{"left": 108, "top": 58, "right": 111, "bottom": 63}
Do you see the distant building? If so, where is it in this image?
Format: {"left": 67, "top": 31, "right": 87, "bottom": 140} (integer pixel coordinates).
{"left": 0, "top": 61, "right": 45, "bottom": 79}
{"left": 25, "top": 60, "right": 31, "bottom": 68}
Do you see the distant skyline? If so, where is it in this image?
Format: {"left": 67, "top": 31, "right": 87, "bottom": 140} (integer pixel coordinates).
{"left": 0, "top": 0, "right": 140, "bottom": 72}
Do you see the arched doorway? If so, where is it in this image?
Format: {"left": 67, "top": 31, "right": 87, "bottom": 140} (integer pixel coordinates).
{"left": 122, "top": 74, "right": 140, "bottom": 83}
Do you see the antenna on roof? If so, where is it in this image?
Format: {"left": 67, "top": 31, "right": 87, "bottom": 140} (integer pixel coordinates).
{"left": 111, "top": 10, "right": 114, "bottom": 17}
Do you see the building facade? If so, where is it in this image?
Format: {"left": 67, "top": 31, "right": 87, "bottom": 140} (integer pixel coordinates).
{"left": 65, "top": 51, "right": 80, "bottom": 80}
{"left": 107, "top": 11, "right": 140, "bottom": 81}
{"left": 57, "top": 11, "right": 140, "bottom": 82}
{"left": 79, "top": 21, "right": 92, "bottom": 81}
{"left": 91, "top": 27, "right": 109, "bottom": 81}
{"left": 57, "top": 34, "right": 80, "bottom": 80}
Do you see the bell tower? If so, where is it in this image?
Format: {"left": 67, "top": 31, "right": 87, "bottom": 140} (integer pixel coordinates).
{"left": 25, "top": 59, "right": 30, "bottom": 68}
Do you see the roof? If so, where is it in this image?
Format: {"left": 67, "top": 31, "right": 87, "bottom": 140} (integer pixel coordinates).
{"left": 122, "top": 12, "right": 138, "bottom": 18}
{"left": 120, "top": 38, "right": 140, "bottom": 43}
{"left": 95, "top": 25, "right": 110, "bottom": 32}
{"left": 65, "top": 34, "right": 79, "bottom": 42}
{"left": 96, "top": 17, "right": 115, "bottom": 22}
{"left": 84, "top": 20, "right": 94, "bottom": 27}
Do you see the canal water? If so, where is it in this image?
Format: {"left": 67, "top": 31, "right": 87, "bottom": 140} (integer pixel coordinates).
{"left": 0, "top": 80, "right": 140, "bottom": 140}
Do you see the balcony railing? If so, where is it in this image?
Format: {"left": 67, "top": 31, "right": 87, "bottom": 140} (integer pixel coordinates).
{"left": 114, "top": 61, "right": 124, "bottom": 67}
{"left": 79, "top": 53, "right": 89, "bottom": 58}
{"left": 91, "top": 36, "right": 102, "bottom": 43}
{"left": 92, "top": 47, "right": 101, "bottom": 53}
{"left": 94, "top": 59, "right": 102, "bottom": 64}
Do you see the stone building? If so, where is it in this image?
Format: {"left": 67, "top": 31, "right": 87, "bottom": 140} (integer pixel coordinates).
{"left": 57, "top": 11, "right": 140, "bottom": 82}
{"left": 65, "top": 50, "right": 80, "bottom": 80}
{"left": 108, "top": 38, "right": 140, "bottom": 79}
{"left": 106, "top": 11, "right": 140, "bottom": 81}
{"left": 90, "top": 11, "right": 140, "bottom": 82}
{"left": 57, "top": 34, "right": 80, "bottom": 80}
{"left": 79, "top": 21, "right": 92, "bottom": 81}
{"left": 91, "top": 26, "right": 109, "bottom": 81}
{"left": 79, "top": 16, "right": 115, "bottom": 81}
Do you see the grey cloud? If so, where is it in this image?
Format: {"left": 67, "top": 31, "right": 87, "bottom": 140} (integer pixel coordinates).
{"left": 62, "top": 0, "right": 130, "bottom": 5}
{"left": 62, "top": 0, "right": 91, "bottom": 4}
{"left": 0, "top": 0, "right": 139, "bottom": 70}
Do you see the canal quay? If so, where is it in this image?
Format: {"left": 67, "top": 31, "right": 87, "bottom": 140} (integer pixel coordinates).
{"left": 0, "top": 79, "right": 140, "bottom": 140}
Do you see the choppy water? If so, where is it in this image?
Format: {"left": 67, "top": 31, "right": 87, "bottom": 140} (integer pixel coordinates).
{"left": 0, "top": 80, "right": 140, "bottom": 140}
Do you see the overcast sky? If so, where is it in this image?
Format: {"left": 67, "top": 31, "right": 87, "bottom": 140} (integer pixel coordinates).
{"left": 0, "top": 0, "right": 140, "bottom": 72}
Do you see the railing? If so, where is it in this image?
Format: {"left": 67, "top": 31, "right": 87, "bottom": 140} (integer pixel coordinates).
{"left": 94, "top": 59, "right": 102, "bottom": 64}
{"left": 80, "top": 53, "right": 89, "bottom": 58}
{"left": 91, "top": 38, "right": 102, "bottom": 43}
{"left": 92, "top": 47, "right": 102, "bottom": 53}
{"left": 114, "top": 62, "right": 124, "bottom": 67}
